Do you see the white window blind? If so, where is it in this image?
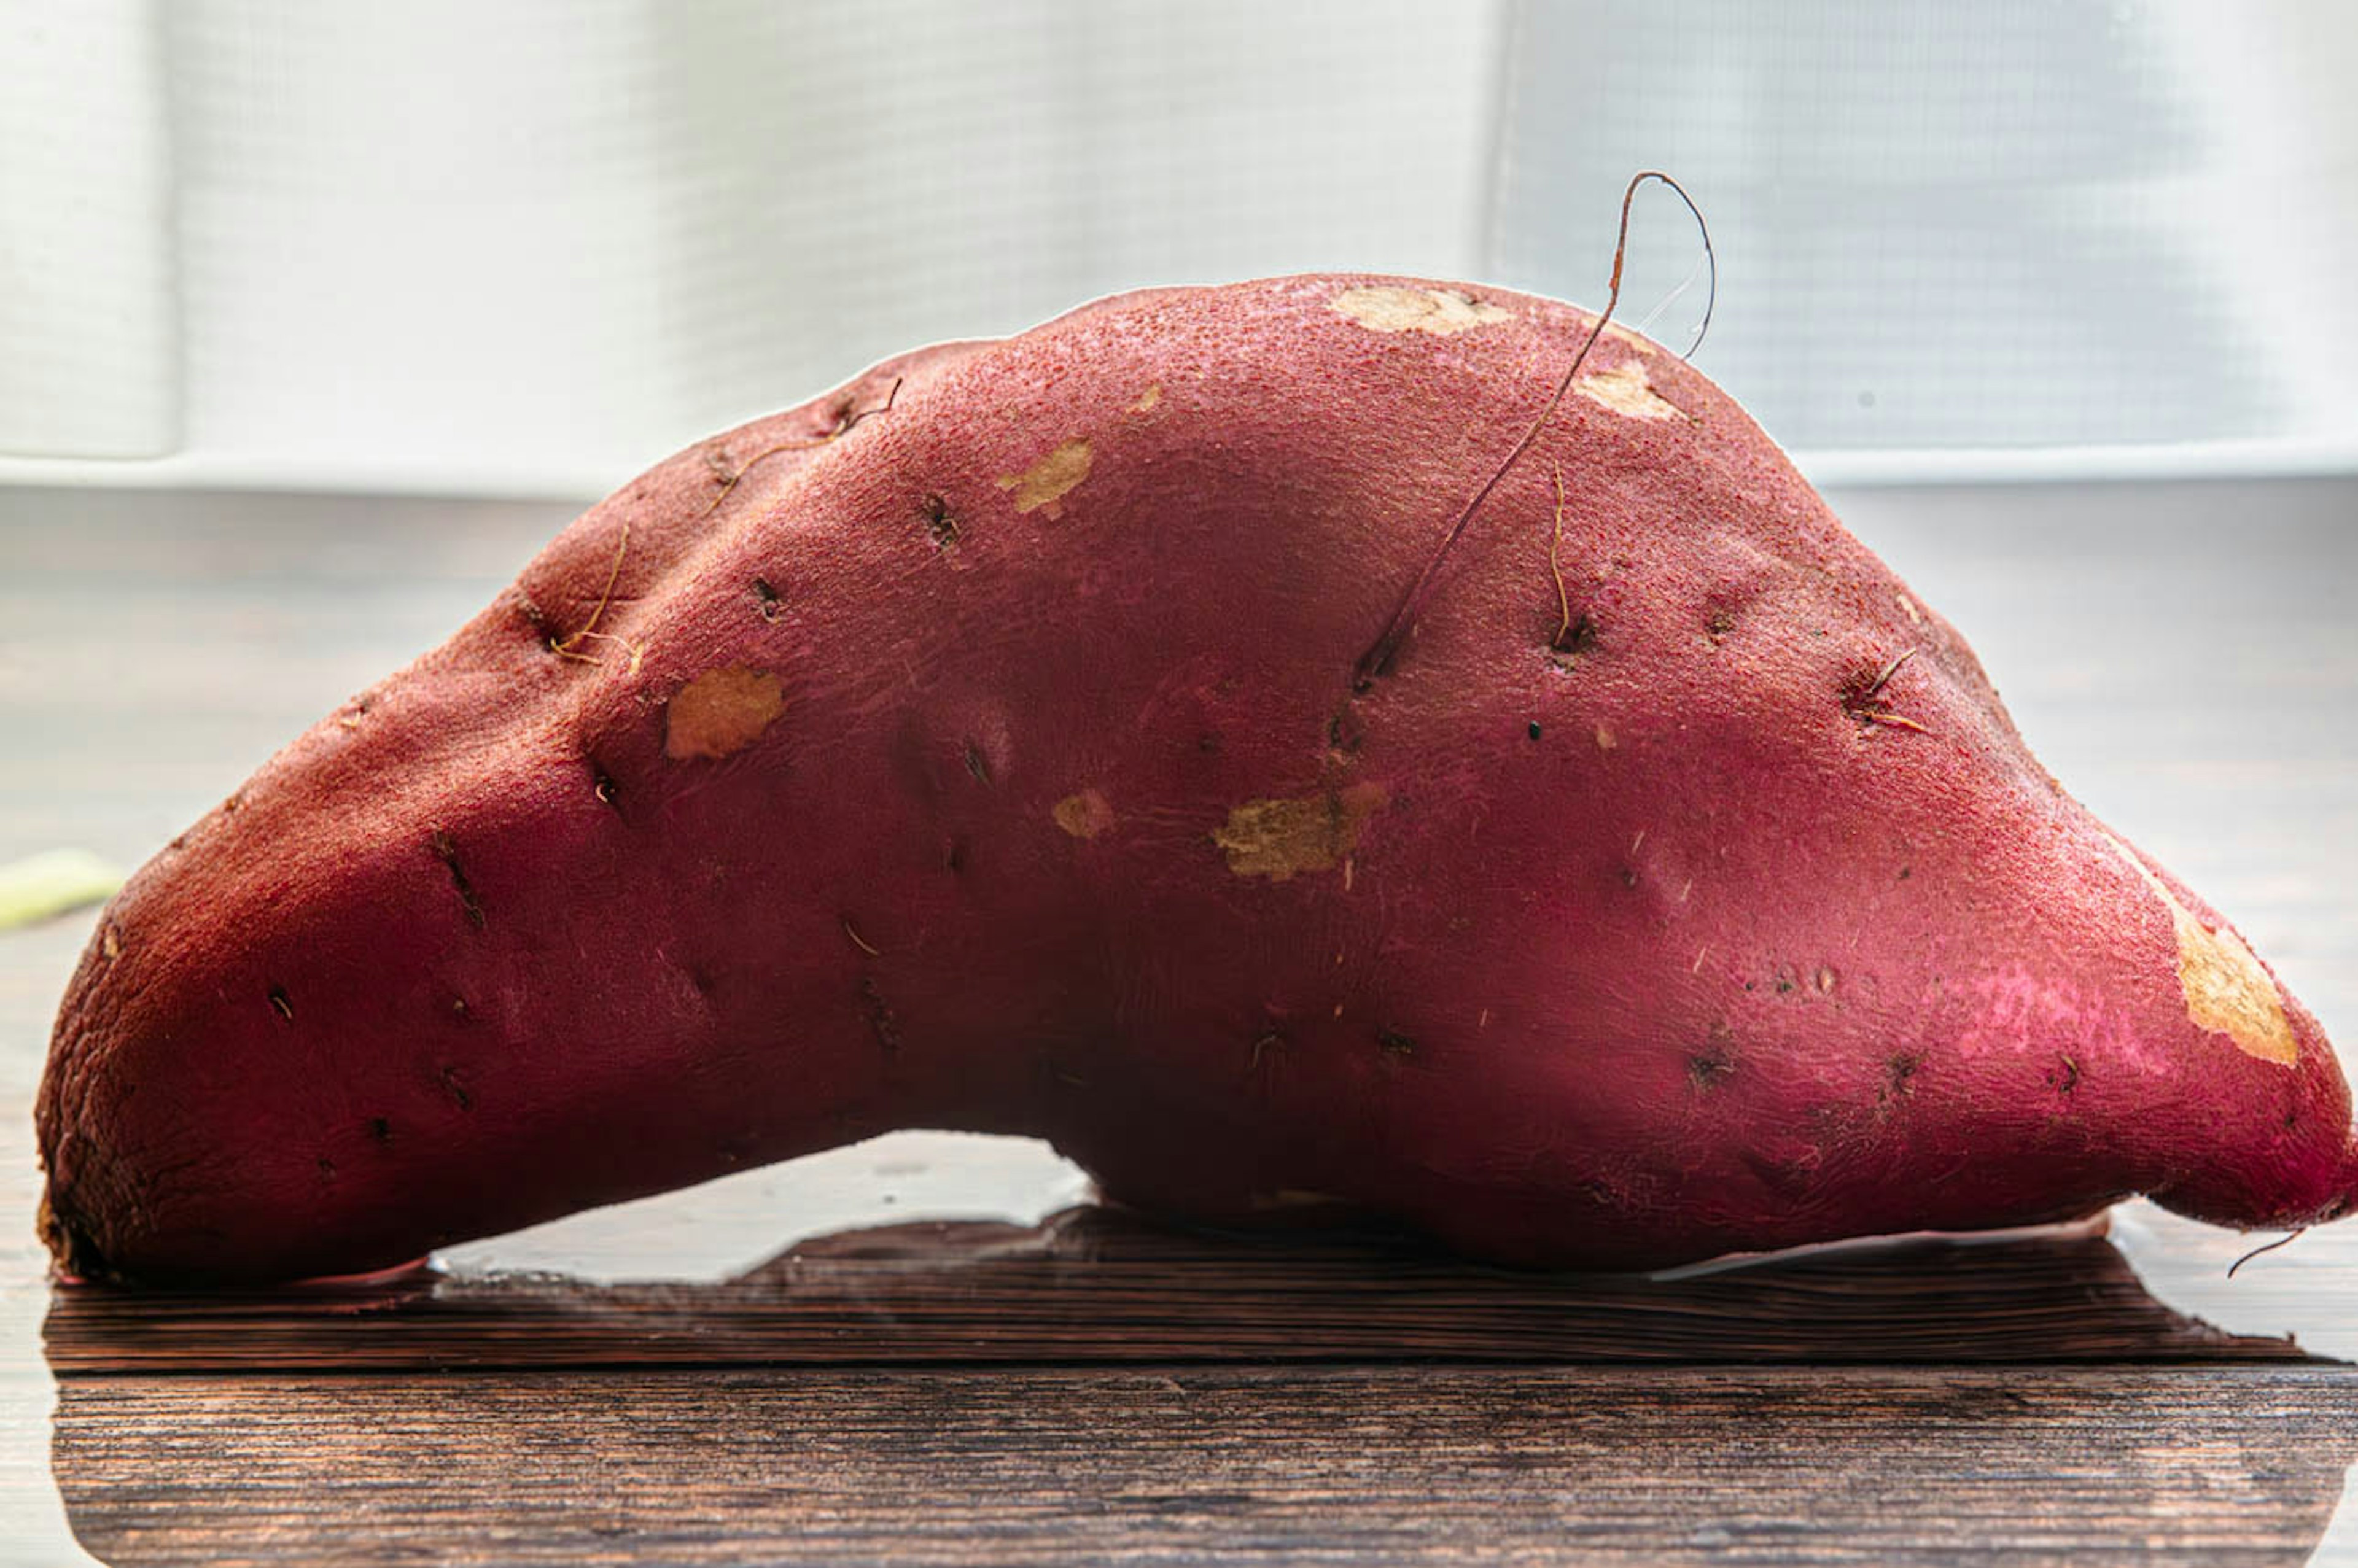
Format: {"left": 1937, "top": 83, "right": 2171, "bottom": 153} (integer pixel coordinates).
{"left": 4, "top": 1, "right": 2352, "bottom": 491}
{"left": 1488, "top": 0, "right": 2358, "bottom": 476}
{"left": 0, "top": 0, "right": 1503, "bottom": 492}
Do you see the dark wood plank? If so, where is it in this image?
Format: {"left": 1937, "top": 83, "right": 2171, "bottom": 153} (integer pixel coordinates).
{"left": 50, "top": 1365, "right": 2358, "bottom": 1566}
{"left": 40, "top": 1205, "right": 2308, "bottom": 1374}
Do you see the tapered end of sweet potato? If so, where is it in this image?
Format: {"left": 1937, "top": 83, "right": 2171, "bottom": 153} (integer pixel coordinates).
{"left": 36, "top": 1190, "right": 97, "bottom": 1284}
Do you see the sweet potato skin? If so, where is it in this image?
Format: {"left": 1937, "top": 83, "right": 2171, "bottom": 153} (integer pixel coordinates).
{"left": 37, "top": 277, "right": 2357, "bottom": 1283}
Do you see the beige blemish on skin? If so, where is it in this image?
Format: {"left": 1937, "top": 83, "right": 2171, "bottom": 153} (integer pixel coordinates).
{"left": 1051, "top": 789, "right": 1115, "bottom": 840}
{"left": 1329, "top": 287, "right": 1512, "bottom": 336}
{"left": 1595, "top": 724, "right": 1618, "bottom": 751}
{"left": 1601, "top": 320, "right": 1656, "bottom": 353}
{"left": 1127, "top": 383, "right": 1162, "bottom": 414}
{"left": 2107, "top": 837, "right": 2298, "bottom": 1066}
{"left": 1212, "top": 782, "right": 1389, "bottom": 882}
{"left": 1574, "top": 362, "right": 1687, "bottom": 421}
{"left": 996, "top": 437, "right": 1093, "bottom": 518}
{"left": 664, "top": 666, "right": 786, "bottom": 761}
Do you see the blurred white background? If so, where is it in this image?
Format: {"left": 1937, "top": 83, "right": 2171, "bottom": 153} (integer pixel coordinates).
{"left": 2, "top": 0, "right": 2354, "bottom": 493}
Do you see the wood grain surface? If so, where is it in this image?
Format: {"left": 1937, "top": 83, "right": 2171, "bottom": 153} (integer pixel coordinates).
{"left": 50, "top": 1366, "right": 2358, "bottom": 1566}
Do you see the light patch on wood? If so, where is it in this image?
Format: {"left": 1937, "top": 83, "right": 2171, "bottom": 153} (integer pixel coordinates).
{"left": 1211, "top": 782, "right": 1388, "bottom": 882}
{"left": 1574, "top": 362, "right": 1687, "bottom": 421}
{"left": 1051, "top": 789, "right": 1115, "bottom": 840}
{"left": 1329, "top": 287, "right": 1512, "bottom": 336}
{"left": 665, "top": 666, "right": 786, "bottom": 761}
{"left": 996, "top": 438, "right": 1093, "bottom": 518}
{"left": 1126, "top": 383, "right": 1162, "bottom": 414}
{"left": 2108, "top": 838, "right": 2297, "bottom": 1066}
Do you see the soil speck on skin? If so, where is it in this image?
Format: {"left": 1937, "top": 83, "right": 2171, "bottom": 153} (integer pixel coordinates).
{"left": 1052, "top": 789, "right": 1115, "bottom": 840}
{"left": 2107, "top": 836, "right": 2297, "bottom": 1065}
{"left": 1213, "top": 782, "right": 1388, "bottom": 882}
{"left": 666, "top": 666, "right": 785, "bottom": 761}
{"left": 997, "top": 438, "right": 1092, "bottom": 518}
{"left": 1329, "top": 286, "right": 1511, "bottom": 336}
{"left": 1574, "top": 362, "right": 1689, "bottom": 422}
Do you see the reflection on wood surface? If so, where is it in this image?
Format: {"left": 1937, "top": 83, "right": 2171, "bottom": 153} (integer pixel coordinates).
{"left": 44, "top": 1204, "right": 2308, "bottom": 1374}
{"left": 51, "top": 1366, "right": 2358, "bottom": 1566}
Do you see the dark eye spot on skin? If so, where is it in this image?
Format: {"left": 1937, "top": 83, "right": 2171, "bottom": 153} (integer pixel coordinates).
{"left": 1689, "top": 1052, "right": 1734, "bottom": 1090}
{"left": 922, "top": 494, "right": 960, "bottom": 548}
{"left": 1549, "top": 613, "right": 1598, "bottom": 664}
{"left": 430, "top": 832, "right": 487, "bottom": 930}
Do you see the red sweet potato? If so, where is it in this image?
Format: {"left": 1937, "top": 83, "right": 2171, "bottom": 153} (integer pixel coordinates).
{"left": 36, "top": 276, "right": 2357, "bottom": 1283}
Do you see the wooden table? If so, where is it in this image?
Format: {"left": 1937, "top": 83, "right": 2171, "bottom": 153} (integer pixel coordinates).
{"left": 2, "top": 477, "right": 2354, "bottom": 1565}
